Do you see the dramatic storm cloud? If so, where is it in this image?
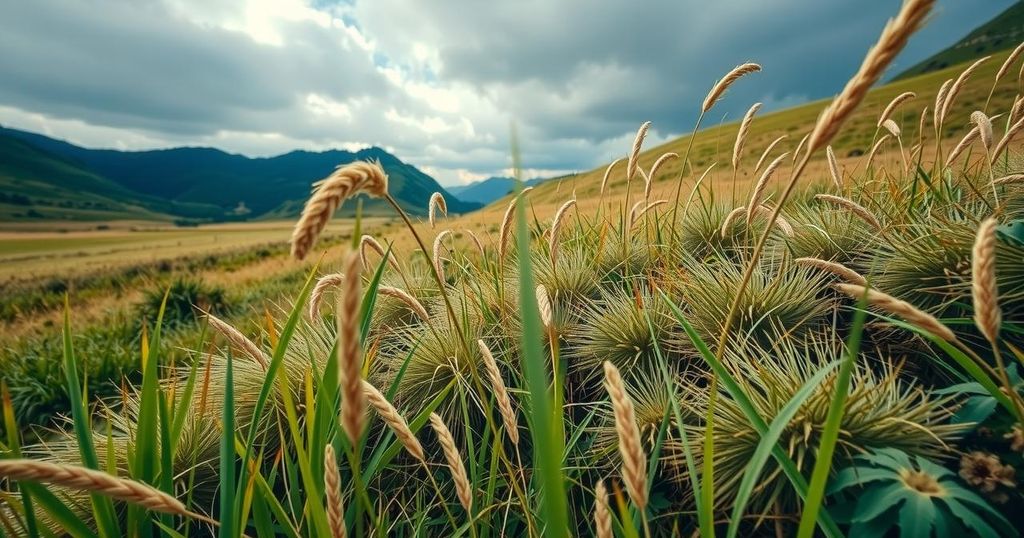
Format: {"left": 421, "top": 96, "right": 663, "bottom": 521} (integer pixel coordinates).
{"left": 0, "top": 0, "right": 1014, "bottom": 185}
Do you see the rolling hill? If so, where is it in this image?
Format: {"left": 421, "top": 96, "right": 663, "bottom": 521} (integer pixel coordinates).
{"left": 447, "top": 176, "right": 554, "bottom": 205}
{"left": 470, "top": 43, "right": 1024, "bottom": 224}
{"left": 895, "top": 1, "right": 1024, "bottom": 79}
{"left": 0, "top": 127, "right": 480, "bottom": 223}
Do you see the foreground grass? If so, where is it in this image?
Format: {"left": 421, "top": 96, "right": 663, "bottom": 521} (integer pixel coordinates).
{"left": 2, "top": 2, "right": 1024, "bottom": 536}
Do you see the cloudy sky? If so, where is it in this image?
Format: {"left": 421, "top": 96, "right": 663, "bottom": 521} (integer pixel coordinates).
{"left": 0, "top": 0, "right": 1015, "bottom": 186}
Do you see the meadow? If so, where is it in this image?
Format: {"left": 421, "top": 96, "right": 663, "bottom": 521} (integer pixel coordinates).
{"left": 1, "top": 0, "right": 1024, "bottom": 536}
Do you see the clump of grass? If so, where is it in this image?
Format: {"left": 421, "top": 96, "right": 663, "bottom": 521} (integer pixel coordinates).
{"left": 680, "top": 255, "right": 831, "bottom": 348}
{"left": 678, "top": 336, "right": 964, "bottom": 518}
{"left": 137, "top": 277, "right": 229, "bottom": 328}
{"left": 570, "top": 288, "right": 685, "bottom": 382}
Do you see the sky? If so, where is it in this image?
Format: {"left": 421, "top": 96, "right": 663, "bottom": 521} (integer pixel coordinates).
{"left": 0, "top": 0, "right": 1016, "bottom": 187}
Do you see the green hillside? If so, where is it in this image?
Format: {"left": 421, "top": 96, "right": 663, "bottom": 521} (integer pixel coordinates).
{"left": 895, "top": 1, "right": 1024, "bottom": 79}
{"left": 0, "top": 135, "right": 172, "bottom": 222}
{"left": 0, "top": 129, "right": 480, "bottom": 223}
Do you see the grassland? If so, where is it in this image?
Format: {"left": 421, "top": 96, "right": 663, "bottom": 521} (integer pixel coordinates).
{"left": 1, "top": 13, "right": 1024, "bottom": 536}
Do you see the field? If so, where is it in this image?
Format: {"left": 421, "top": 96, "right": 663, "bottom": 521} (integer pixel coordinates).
{"left": 2, "top": 3, "right": 1024, "bottom": 537}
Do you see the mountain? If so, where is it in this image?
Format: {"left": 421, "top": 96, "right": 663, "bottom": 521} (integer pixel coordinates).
{"left": 0, "top": 126, "right": 481, "bottom": 222}
{"left": 446, "top": 176, "right": 553, "bottom": 205}
{"left": 895, "top": 2, "right": 1024, "bottom": 80}
{"left": 447, "top": 177, "right": 516, "bottom": 204}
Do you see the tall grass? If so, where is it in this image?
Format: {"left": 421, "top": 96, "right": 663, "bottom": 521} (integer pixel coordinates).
{"left": 3, "top": 1, "right": 1024, "bottom": 536}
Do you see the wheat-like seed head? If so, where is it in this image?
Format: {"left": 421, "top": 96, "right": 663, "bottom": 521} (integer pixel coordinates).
{"left": 627, "top": 121, "right": 652, "bottom": 181}
{"left": 746, "top": 152, "right": 789, "bottom": 226}
{"left": 338, "top": 251, "right": 365, "bottom": 445}
{"left": 359, "top": 234, "right": 400, "bottom": 273}
{"left": 754, "top": 135, "right": 788, "bottom": 174}
{"left": 462, "top": 228, "right": 485, "bottom": 257}
{"left": 703, "top": 63, "right": 762, "bottom": 113}
{"left": 378, "top": 285, "right": 430, "bottom": 322}
{"left": 498, "top": 188, "right": 533, "bottom": 261}
{"left": 594, "top": 479, "right": 612, "bottom": 538}
{"left": 934, "top": 78, "right": 953, "bottom": 128}
{"left": 733, "top": 102, "right": 764, "bottom": 170}
{"left": 429, "top": 412, "right": 473, "bottom": 513}
{"left": 291, "top": 161, "right": 389, "bottom": 260}
{"left": 477, "top": 339, "right": 519, "bottom": 445}
{"left": 878, "top": 91, "right": 916, "bottom": 127}
{"left": 918, "top": 105, "right": 929, "bottom": 145}
{"left": 945, "top": 125, "right": 981, "bottom": 168}
{"left": 795, "top": 257, "right": 868, "bottom": 286}
{"left": 323, "top": 444, "right": 347, "bottom": 538}
{"left": 793, "top": 133, "right": 810, "bottom": 164}
{"left": 865, "top": 133, "right": 891, "bottom": 169}
{"left": 814, "top": 194, "right": 883, "bottom": 231}
{"left": 996, "top": 42, "right": 1024, "bottom": 84}
{"left": 536, "top": 284, "right": 554, "bottom": 331}
{"left": 603, "top": 361, "right": 648, "bottom": 510}
{"left": 826, "top": 145, "right": 843, "bottom": 189}
{"left": 993, "top": 173, "right": 1024, "bottom": 185}
{"left": 1010, "top": 95, "right": 1024, "bottom": 126}
{"left": 809, "top": 0, "right": 935, "bottom": 153}
{"left": 972, "top": 218, "right": 1002, "bottom": 343}
{"left": 0, "top": 459, "right": 188, "bottom": 516}
{"left": 206, "top": 313, "right": 269, "bottom": 370}
{"left": 647, "top": 152, "right": 678, "bottom": 186}
{"left": 835, "top": 283, "right": 956, "bottom": 342}
{"left": 721, "top": 206, "right": 747, "bottom": 238}
{"left": 432, "top": 229, "right": 453, "bottom": 284}
{"left": 992, "top": 116, "right": 1024, "bottom": 163}
{"left": 941, "top": 56, "right": 991, "bottom": 122}
{"left": 549, "top": 199, "right": 577, "bottom": 267}
{"left": 310, "top": 273, "right": 345, "bottom": 319}
{"left": 881, "top": 119, "right": 901, "bottom": 138}
{"left": 428, "top": 192, "right": 447, "bottom": 229}
{"left": 629, "top": 200, "right": 668, "bottom": 232}
{"left": 970, "top": 111, "right": 994, "bottom": 153}
{"left": 362, "top": 380, "right": 424, "bottom": 461}
{"left": 601, "top": 158, "right": 623, "bottom": 196}
{"left": 755, "top": 204, "right": 795, "bottom": 237}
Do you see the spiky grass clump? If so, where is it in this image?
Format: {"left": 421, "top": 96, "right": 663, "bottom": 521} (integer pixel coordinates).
{"left": 569, "top": 288, "right": 687, "bottom": 382}
{"left": 675, "top": 203, "right": 764, "bottom": 261}
{"left": 677, "top": 336, "right": 964, "bottom": 517}
{"left": 680, "top": 255, "right": 832, "bottom": 348}
{"left": 597, "top": 230, "right": 664, "bottom": 281}
{"left": 874, "top": 213, "right": 1024, "bottom": 322}
{"left": 368, "top": 262, "right": 439, "bottom": 336}
{"left": 382, "top": 316, "right": 485, "bottom": 418}
{"left": 531, "top": 246, "right": 603, "bottom": 305}
{"left": 785, "top": 202, "right": 877, "bottom": 271}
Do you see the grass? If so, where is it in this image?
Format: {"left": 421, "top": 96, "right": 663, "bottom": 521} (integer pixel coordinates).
{"left": 2, "top": 6, "right": 1024, "bottom": 536}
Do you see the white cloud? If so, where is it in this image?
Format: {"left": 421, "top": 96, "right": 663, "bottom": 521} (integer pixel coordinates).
{"left": 0, "top": 0, "right": 1016, "bottom": 187}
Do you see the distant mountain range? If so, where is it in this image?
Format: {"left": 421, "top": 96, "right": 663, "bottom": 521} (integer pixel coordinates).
{"left": 0, "top": 126, "right": 481, "bottom": 223}
{"left": 447, "top": 176, "right": 551, "bottom": 205}
{"left": 895, "top": 1, "right": 1024, "bottom": 80}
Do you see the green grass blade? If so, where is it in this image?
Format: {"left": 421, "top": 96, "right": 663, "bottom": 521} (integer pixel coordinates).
{"left": 219, "top": 353, "right": 236, "bottom": 538}
{"left": 796, "top": 293, "right": 869, "bottom": 538}
{"left": 19, "top": 483, "right": 97, "bottom": 538}
{"left": 235, "top": 270, "right": 317, "bottom": 512}
{"left": 514, "top": 178, "right": 569, "bottom": 537}
{"left": 645, "top": 316, "right": 708, "bottom": 536}
{"left": 884, "top": 315, "right": 1016, "bottom": 416}
{"left": 3, "top": 382, "right": 39, "bottom": 538}
{"left": 61, "top": 299, "right": 120, "bottom": 538}
{"left": 660, "top": 291, "right": 843, "bottom": 538}
{"left": 727, "top": 359, "right": 842, "bottom": 538}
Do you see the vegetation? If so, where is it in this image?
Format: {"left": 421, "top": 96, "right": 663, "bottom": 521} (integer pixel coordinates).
{"left": 0, "top": 128, "right": 480, "bottom": 223}
{"left": 2, "top": 1, "right": 1024, "bottom": 536}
